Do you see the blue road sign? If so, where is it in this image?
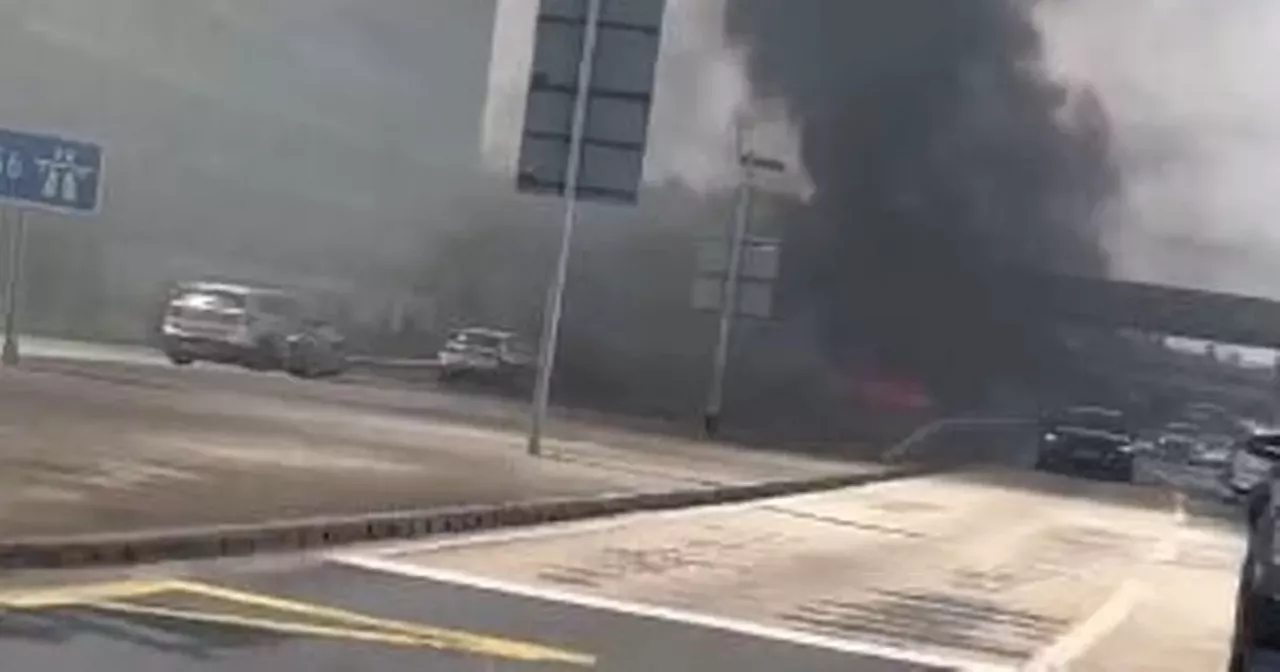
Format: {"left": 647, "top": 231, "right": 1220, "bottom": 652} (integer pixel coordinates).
{"left": 0, "top": 128, "right": 103, "bottom": 215}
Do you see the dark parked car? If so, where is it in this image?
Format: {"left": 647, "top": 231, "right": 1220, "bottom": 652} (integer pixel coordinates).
{"left": 1229, "top": 467, "right": 1280, "bottom": 670}
{"left": 1034, "top": 406, "right": 1138, "bottom": 482}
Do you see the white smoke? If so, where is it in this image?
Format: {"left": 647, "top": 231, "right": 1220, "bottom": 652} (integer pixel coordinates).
{"left": 482, "top": 0, "right": 809, "bottom": 198}
{"left": 1035, "top": 0, "right": 1280, "bottom": 297}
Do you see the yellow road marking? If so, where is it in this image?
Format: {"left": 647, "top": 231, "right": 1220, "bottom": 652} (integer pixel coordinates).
{"left": 91, "top": 600, "right": 460, "bottom": 648}
{"left": 164, "top": 580, "right": 593, "bottom": 666}
{"left": 0, "top": 578, "right": 594, "bottom": 666}
{"left": 0, "top": 579, "right": 183, "bottom": 608}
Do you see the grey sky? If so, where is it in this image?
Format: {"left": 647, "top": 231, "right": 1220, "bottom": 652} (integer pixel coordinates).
{"left": 0, "top": 0, "right": 807, "bottom": 287}
{"left": 482, "top": 0, "right": 810, "bottom": 197}
{"left": 0, "top": 0, "right": 498, "bottom": 278}
{"left": 1037, "top": 0, "right": 1280, "bottom": 298}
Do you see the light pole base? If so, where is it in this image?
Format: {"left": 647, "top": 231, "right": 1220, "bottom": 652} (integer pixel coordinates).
{"left": 2, "top": 337, "right": 18, "bottom": 366}
{"left": 702, "top": 413, "right": 720, "bottom": 439}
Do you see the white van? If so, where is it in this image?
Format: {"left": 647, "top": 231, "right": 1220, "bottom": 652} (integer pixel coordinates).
{"left": 159, "top": 282, "right": 304, "bottom": 370}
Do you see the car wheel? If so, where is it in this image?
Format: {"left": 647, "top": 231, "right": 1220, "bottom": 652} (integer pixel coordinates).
{"left": 285, "top": 360, "right": 314, "bottom": 379}
{"left": 166, "top": 351, "right": 194, "bottom": 366}
{"left": 285, "top": 342, "right": 316, "bottom": 379}
{"left": 245, "top": 339, "right": 283, "bottom": 371}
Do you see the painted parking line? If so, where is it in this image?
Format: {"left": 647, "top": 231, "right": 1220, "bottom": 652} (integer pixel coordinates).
{"left": 0, "top": 578, "right": 595, "bottom": 667}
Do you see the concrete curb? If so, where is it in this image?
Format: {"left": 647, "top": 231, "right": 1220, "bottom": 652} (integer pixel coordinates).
{"left": 0, "top": 466, "right": 936, "bottom": 571}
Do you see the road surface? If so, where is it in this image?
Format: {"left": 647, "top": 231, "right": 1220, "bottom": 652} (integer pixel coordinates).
{"left": 0, "top": 466, "right": 1247, "bottom": 671}
{"left": 0, "top": 336, "right": 866, "bottom": 537}
{"left": 14, "top": 335, "right": 793, "bottom": 451}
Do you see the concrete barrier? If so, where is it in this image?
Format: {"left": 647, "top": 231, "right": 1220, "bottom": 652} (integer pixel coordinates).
{"left": 0, "top": 466, "right": 936, "bottom": 571}
{"left": 881, "top": 417, "right": 1036, "bottom": 464}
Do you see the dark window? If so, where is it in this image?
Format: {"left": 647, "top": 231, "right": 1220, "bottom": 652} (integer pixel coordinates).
{"left": 1051, "top": 407, "right": 1129, "bottom": 435}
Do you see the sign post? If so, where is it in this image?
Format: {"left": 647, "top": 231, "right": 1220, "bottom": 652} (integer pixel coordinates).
{"left": 518, "top": 0, "right": 666, "bottom": 456}
{"left": 2, "top": 211, "right": 26, "bottom": 365}
{"left": 0, "top": 128, "right": 105, "bottom": 366}
{"left": 699, "top": 117, "right": 785, "bottom": 438}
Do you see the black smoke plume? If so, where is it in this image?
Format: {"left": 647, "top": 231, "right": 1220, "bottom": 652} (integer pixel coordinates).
{"left": 725, "top": 0, "right": 1118, "bottom": 407}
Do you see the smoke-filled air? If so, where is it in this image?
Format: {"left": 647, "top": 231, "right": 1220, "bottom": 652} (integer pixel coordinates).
{"left": 721, "top": 0, "right": 1118, "bottom": 407}
{"left": 1035, "top": 0, "right": 1280, "bottom": 297}
{"left": 5, "top": 0, "right": 1268, "bottom": 442}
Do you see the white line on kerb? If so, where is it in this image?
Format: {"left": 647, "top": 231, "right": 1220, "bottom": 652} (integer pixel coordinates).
{"left": 1022, "top": 491, "right": 1189, "bottom": 671}
{"left": 329, "top": 553, "right": 1013, "bottom": 672}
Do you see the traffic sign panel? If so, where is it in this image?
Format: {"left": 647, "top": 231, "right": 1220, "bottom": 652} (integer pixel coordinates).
{"left": 691, "top": 276, "right": 775, "bottom": 319}
{"left": 696, "top": 236, "right": 782, "bottom": 281}
{"left": 516, "top": 0, "right": 666, "bottom": 204}
{"left": 0, "top": 128, "right": 103, "bottom": 215}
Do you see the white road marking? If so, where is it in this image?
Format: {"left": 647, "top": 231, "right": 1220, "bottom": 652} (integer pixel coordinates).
{"left": 339, "top": 482, "right": 897, "bottom": 559}
{"left": 880, "top": 417, "right": 1031, "bottom": 462}
{"left": 1023, "top": 490, "right": 1189, "bottom": 671}
{"left": 1023, "top": 580, "right": 1147, "bottom": 672}
{"left": 330, "top": 553, "right": 1014, "bottom": 672}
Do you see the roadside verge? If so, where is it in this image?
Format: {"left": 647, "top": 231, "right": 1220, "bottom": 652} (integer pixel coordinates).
{"left": 0, "top": 466, "right": 935, "bottom": 571}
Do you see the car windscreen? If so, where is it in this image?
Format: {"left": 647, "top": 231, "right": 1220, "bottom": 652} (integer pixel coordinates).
{"left": 170, "top": 290, "right": 246, "bottom": 312}
{"left": 1049, "top": 408, "right": 1129, "bottom": 435}
{"left": 451, "top": 332, "right": 504, "bottom": 349}
{"left": 1246, "top": 434, "right": 1280, "bottom": 459}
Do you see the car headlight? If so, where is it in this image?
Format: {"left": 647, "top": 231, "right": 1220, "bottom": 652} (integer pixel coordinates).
{"left": 1043, "top": 432, "right": 1058, "bottom": 442}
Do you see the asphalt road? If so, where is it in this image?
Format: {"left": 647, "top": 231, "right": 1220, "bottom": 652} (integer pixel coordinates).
{"left": 12, "top": 335, "right": 823, "bottom": 458}
{"left": 0, "top": 566, "right": 952, "bottom": 672}
{"left": 0, "top": 466, "right": 1248, "bottom": 671}
{"left": 16, "top": 335, "right": 659, "bottom": 441}
{"left": 0, "top": 335, "right": 863, "bottom": 537}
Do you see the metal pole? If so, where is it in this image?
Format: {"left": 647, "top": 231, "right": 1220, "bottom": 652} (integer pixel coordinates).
{"left": 703, "top": 117, "right": 755, "bottom": 438}
{"left": 528, "top": 0, "right": 602, "bottom": 457}
{"left": 2, "top": 209, "right": 25, "bottom": 366}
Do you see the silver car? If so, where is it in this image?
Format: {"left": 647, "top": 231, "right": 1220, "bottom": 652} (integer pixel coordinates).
{"left": 437, "top": 327, "right": 534, "bottom": 383}
{"left": 160, "top": 282, "right": 304, "bottom": 371}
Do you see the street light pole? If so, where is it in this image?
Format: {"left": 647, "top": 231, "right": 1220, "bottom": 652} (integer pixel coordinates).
{"left": 2, "top": 209, "right": 25, "bottom": 366}
{"left": 528, "top": 0, "right": 602, "bottom": 457}
{"left": 703, "top": 116, "right": 756, "bottom": 439}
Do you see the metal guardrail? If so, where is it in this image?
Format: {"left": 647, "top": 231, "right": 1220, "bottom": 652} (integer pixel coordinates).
{"left": 345, "top": 355, "right": 440, "bottom": 369}
{"left": 880, "top": 417, "right": 1035, "bottom": 463}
